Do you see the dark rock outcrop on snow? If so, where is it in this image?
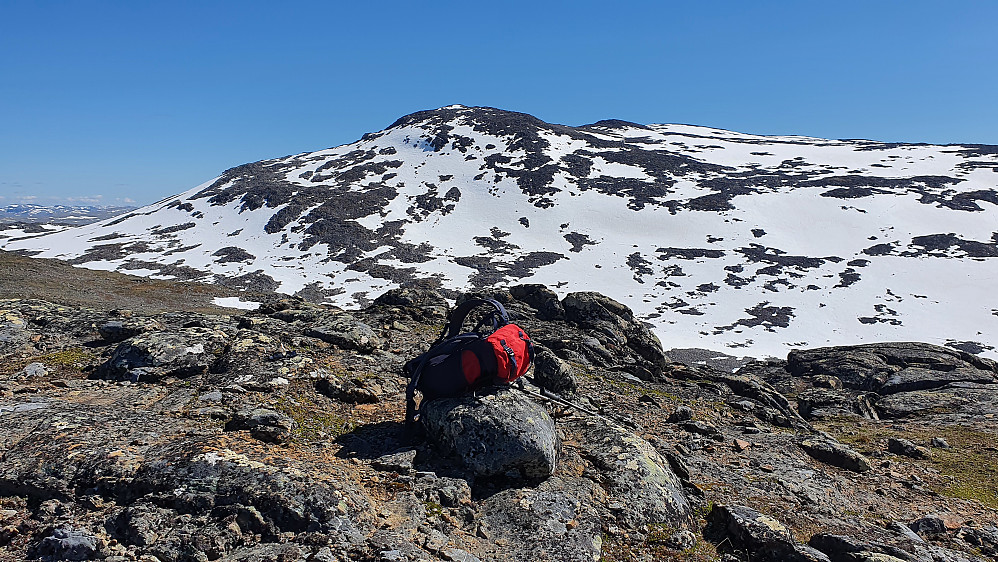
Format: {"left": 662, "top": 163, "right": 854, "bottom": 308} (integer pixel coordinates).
{"left": 787, "top": 342, "right": 997, "bottom": 394}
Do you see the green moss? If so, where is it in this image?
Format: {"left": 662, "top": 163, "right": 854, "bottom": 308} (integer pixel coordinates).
{"left": 412, "top": 322, "right": 445, "bottom": 336}
{"left": 274, "top": 396, "right": 355, "bottom": 442}
{"left": 599, "top": 524, "right": 717, "bottom": 561}
{"left": 692, "top": 500, "right": 715, "bottom": 523}
{"left": 39, "top": 348, "right": 96, "bottom": 370}
{"left": 818, "top": 419, "right": 998, "bottom": 508}
{"left": 574, "top": 363, "right": 682, "bottom": 401}
{"left": 0, "top": 347, "right": 101, "bottom": 377}
{"left": 424, "top": 500, "right": 444, "bottom": 518}
{"left": 930, "top": 446, "right": 998, "bottom": 507}
{"left": 645, "top": 523, "right": 679, "bottom": 543}
{"left": 316, "top": 355, "right": 349, "bottom": 376}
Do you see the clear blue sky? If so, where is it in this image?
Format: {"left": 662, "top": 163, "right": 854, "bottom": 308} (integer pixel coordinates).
{"left": 2, "top": 0, "right": 996, "bottom": 206}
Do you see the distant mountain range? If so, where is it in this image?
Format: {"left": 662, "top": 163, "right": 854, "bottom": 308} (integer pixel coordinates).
{"left": 0, "top": 204, "right": 137, "bottom": 225}
{"left": 4, "top": 105, "right": 997, "bottom": 360}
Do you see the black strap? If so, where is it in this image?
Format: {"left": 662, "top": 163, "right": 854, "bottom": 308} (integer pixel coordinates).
{"left": 519, "top": 330, "right": 534, "bottom": 370}
{"left": 441, "top": 298, "right": 510, "bottom": 340}
{"left": 404, "top": 356, "right": 428, "bottom": 426}
{"left": 405, "top": 332, "right": 487, "bottom": 425}
{"left": 500, "top": 339, "right": 518, "bottom": 376}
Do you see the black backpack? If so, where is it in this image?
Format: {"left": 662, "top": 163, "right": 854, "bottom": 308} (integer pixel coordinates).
{"left": 404, "top": 298, "right": 533, "bottom": 427}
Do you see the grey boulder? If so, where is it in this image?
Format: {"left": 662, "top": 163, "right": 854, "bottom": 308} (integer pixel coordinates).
{"left": 421, "top": 387, "right": 558, "bottom": 479}
{"left": 478, "top": 477, "right": 603, "bottom": 562}
{"left": 225, "top": 408, "right": 295, "bottom": 443}
{"left": 98, "top": 318, "right": 163, "bottom": 343}
{"left": 707, "top": 504, "right": 831, "bottom": 562}
{"left": 35, "top": 525, "right": 105, "bottom": 561}
{"left": 532, "top": 345, "right": 577, "bottom": 396}
{"left": 887, "top": 437, "right": 930, "bottom": 459}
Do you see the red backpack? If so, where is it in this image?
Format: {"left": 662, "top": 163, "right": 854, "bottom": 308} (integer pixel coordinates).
{"left": 404, "top": 298, "right": 533, "bottom": 427}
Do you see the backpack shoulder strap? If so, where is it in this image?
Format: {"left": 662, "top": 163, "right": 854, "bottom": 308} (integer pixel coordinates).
{"left": 442, "top": 298, "right": 509, "bottom": 340}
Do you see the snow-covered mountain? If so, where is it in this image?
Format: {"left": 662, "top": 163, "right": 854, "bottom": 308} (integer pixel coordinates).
{"left": 5, "top": 105, "right": 998, "bottom": 360}
{"left": 0, "top": 204, "right": 136, "bottom": 225}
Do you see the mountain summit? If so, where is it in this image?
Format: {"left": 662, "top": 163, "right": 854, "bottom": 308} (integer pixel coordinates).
{"left": 5, "top": 105, "right": 997, "bottom": 359}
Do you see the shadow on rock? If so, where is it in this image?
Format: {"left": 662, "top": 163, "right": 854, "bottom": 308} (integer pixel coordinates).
{"left": 335, "top": 421, "right": 409, "bottom": 461}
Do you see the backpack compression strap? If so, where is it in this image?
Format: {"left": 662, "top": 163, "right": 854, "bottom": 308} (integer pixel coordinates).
{"left": 439, "top": 298, "right": 510, "bottom": 340}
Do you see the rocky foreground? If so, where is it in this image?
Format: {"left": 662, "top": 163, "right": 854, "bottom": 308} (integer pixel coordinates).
{"left": 1, "top": 286, "right": 996, "bottom": 561}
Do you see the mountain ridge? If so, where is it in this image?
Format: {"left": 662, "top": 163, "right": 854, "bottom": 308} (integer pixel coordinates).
{"left": 4, "top": 105, "right": 997, "bottom": 360}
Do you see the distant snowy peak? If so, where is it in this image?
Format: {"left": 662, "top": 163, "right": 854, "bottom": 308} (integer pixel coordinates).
{"left": 0, "top": 204, "right": 137, "bottom": 225}
{"left": 5, "top": 105, "right": 998, "bottom": 360}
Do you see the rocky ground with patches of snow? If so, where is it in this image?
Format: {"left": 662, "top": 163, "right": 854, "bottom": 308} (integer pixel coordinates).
{"left": 1, "top": 274, "right": 996, "bottom": 561}
{"left": 0, "top": 250, "right": 258, "bottom": 316}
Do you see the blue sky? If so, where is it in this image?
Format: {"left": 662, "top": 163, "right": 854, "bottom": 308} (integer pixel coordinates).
{"left": 2, "top": 0, "right": 996, "bottom": 206}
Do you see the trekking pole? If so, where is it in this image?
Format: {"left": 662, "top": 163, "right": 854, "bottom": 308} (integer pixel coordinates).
{"left": 514, "top": 378, "right": 638, "bottom": 428}
{"left": 516, "top": 384, "right": 599, "bottom": 416}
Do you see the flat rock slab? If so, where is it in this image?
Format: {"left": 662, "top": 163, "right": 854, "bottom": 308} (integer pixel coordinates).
{"left": 421, "top": 387, "right": 559, "bottom": 479}
{"left": 879, "top": 366, "right": 996, "bottom": 395}
{"left": 797, "top": 388, "right": 879, "bottom": 420}
{"left": 876, "top": 389, "right": 974, "bottom": 419}
{"left": 306, "top": 313, "right": 380, "bottom": 353}
{"left": 98, "top": 328, "right": 230, "bottom": 381}
{"left": 799, "top": 438, "right": 872, "bottom": 473}
{"left": 479, "top": 477, "right": 603, "bottom": 562}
